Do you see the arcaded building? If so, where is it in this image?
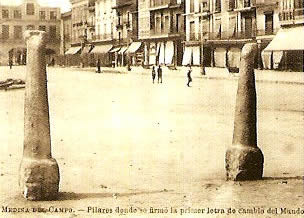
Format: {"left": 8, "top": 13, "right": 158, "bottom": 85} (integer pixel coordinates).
{"left": 0, "top": 0, "right": 61, "bottom": 65}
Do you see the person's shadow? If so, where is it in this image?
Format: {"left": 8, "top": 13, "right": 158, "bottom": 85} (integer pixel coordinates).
{"left": 57, "top": 189, "right": 171, "bottom": 201}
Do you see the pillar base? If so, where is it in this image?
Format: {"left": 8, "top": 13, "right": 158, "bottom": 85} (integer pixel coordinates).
{"left": 19, "top": 158, "right": 60, "bottom": 201}
{"left": 225, "top": 145, "right": 264, "bottom": 181}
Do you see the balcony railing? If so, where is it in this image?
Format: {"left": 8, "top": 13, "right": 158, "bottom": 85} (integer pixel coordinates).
{"left": 279, "top": 8, "right": 304, "bottom": 21}
{"left": 208, "top": 31, "right": 256, "bottom": 40}
{"left": 256, "top": 28, "right": 279, "bottom": 36}
{"left": 92, "top": 34, "right": 113, "bottom": 41}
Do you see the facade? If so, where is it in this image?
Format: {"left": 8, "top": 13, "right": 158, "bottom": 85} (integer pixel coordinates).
{"left": 0, "top": 0, "right": 61, "bottom": 65}
{"left": 267, "top": 0, "right": 304, "bottom": 71}
{"left": 138, "top": 0, "right": 185, "bottom": 67}
{"left": 91, "top": 0, "right": 116, "bottom": 67}
{"left": 184, "top": 0, "right": 280, "bottom": 69}
{"left": 67, "top": 0, "right": 96, "bottom": 66}
{"left": 61, "top": 11, "right": 72, "bottom": 55}
{"left": 112, "top": 0, "right": 139, "bottom": 67}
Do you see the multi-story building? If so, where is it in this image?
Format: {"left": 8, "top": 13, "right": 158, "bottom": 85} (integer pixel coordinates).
{"left": 112, "top": 0, "right": 139, "bottom": 67}
{"left": 0, "top": 0, "right": 61, "bottom": 65}
{"left": 61, "top": 11, "right": 72, "bottom": 55}
{"left": 184, "top": 0, "right": 280, "bottom": 70}
{"left": 264, "top": 0, "right": 304, "bottom": 71}
{"left": 67, "top": 0, "right": 95, "bottom": 66}
{"left": 90, "top": 0, "right": 116, "bottom": 67}
{"left": 138, "top": 0, "right": 185, "bottom": 67}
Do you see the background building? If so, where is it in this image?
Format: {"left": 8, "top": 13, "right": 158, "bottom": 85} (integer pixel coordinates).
{"left": 61, "top": 11, "right": 72, "bottom": 55}
{"left": 0, "top": 0, "right": 61, "bottom": 65}
{"left": 112, "top": 0, "right": 139, "bottom": 67}
{"left": 263, "top": 0, "right": 304, "bottom": 71}
{"left": 184, "top": 0, "right": 280, "bottom": 70}
{"left": 138, "top": 0, "right": 185, "bottom": 67}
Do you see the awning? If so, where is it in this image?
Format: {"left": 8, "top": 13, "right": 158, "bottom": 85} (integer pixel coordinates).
{"left": 165, "top": 41, "right": 174, "bottom": 65}
{"left": 65, "top": 46, "right": 81, "bottom": 55}
{"left": 119, "top": 46, "right": 128, "bottom": 54}
{"left": 158, "top": 42, "right": 165, "bottom": 65}
{"left": 149, "top": 42, "right": 157, "bottom": 65}
{"left": 192, "top": 46, "right": 200, "bottom": 65}
{"left": 127, "top": 42, "right": 142, "bottom": 54}
{"left": 110, "top": 47, "right": 121, "bottom": 53}
{"left": 264, "top": 25, "right": 304, "bottom": 51}
{"left": 81, "top": 46, "right": 92, "bottom": 54}
{"left": 91, "top": 45, "right": 113, "bottom": 54}
{"left": 182, "top": 47, "right": 193, "bottom": 66}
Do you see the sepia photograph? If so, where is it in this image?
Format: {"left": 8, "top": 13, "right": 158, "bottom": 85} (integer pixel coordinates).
{"left": 0, "top": 0, "right": 303, "bottom": 217}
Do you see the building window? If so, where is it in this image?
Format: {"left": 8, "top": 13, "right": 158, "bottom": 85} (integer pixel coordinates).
{"left": 49, "top": 26, "right": 57, "bottom": 39}
{"left": 50, "top": 11, "right": 57, "bottom": 20}
{"left": 176, "top": 14, "right": 180, "bottom": 33}
{"left": 2, "top": 25, "right": 9, "bottom": 39}
{"left": 26, "top": 25, "right": 35, "bottom": 30}
{"left": 160, "top": 13, "right": 164, "bottom": 33}
{"left": 294, "top": 0, "right": 304, "bottom": 9}
{"left": 164, "top": 15, "right": 170, "bottom": 33}
{"left": 14, "top": 26, "right": 22, "bottom": 39}
{"left": 150, "top": 12, "right": 155, "bottom": 31}
{"left": 2, "top": 9, "right": 9, "bottom": 19}
{"left": 39, "top": 25, "right": 46, "bottom": 32}
{"left": 190, "top": 0, "right": 195, "bottom": 13}
{"left": 265, "top": 13, "right": 273, "bottom": 35}
{"left": 40, "top": 11, "right": 46, "bottom": 20}
{"left": 244, "top": 0, "right": 251, "bottom": 8}
{"left": 215, "top": 0, "right": 221, "bottom": 12}
{"left": 26, "top": 3, "right": 35, "bottom": 15}
{"left": 156, "top": 16, "right": 161, "bottom": 33}
{"left": 190, "top": 21, "right": 195, "bottom": 40}
{"left": 14, "top": 10, "right": 22, "bottom": 19}
{"left": 228, "top": 0, "right": 235, "bottom": 10}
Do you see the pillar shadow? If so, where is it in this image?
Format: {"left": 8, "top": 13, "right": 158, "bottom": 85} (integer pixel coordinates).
{"left": 262, "top": 176, "right": 303, "bottom": 181}
{"left": 57, "top": 189, "right": 172, "bottom": 201}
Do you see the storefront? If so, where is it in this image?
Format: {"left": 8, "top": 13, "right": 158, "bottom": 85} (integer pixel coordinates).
{"left": 65, "top": 46, "right": 82, "bottom": 66}
{"left": 263, "top": 25, "right": 304, "bottom": 71}
{"left": 182, "top": 46, "right": 200, "bottom": 66}
{"left": 126, "top": 42, "right": 144, "bottom": 66}
{"left": 90, "top": 44, "right": 113, "bottom": 67}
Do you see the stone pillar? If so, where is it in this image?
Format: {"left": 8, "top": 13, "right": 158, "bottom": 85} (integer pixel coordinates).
{"left": 225, "top": 43, "right": 264, "bottom": 181}
{"left": 19, "top": 30, "right": 60, "bottom": 201}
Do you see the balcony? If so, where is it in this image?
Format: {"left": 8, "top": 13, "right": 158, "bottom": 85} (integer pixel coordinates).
{"left": 208, "top": 31, "right": 256, "bottom": 40}
{"left": 150, "top": 28, "right": 184, "bottom": 38}
{"left": 279, "top": 8, "right": 304, "bottom": 24}
{"left": 235, "top": 0, "right": 255, "bottom": 12}
{"left": 149, "top": 0, "right": 182, "bottom": 11}
{"left": 256, "top": 28, "right": 279, "bottom": 37}
{"left": 92, "top": 34, "right": 113, "bottom": 41}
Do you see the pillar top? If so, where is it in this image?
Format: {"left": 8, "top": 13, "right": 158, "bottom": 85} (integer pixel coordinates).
{"left": 241, "top": 43, "right": 258, "bottom": 59}
{"left": 24, "top": 30, "right": 47, "bottom": 43}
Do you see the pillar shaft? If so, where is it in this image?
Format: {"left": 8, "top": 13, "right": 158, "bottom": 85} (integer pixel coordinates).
{"left": 24, "top": 31, "right": 51, "bottom": 159}
{"left": 226, "top": 43, "right": 264, "bottom": 181}
{"left": 19, "top": 30, "right": 60, "bottom": 201}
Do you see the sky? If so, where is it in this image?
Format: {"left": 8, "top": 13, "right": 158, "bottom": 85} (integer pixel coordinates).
{"left": 0, "top": 0, "right": 71, "bottom": 12}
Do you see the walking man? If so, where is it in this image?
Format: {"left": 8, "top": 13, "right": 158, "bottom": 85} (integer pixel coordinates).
{"left": 152, "top": 66, "right": 156, "bottom": 83}
{"left": 157, "top": 65, "right": 162, "bottom": 84}
{"left": 187, "top": 65, "right": 192, "bottom": 87}
{"left": 96, "top": 59, "right": 101, "bottom": 73}
{"left": 9, "top": 59, "right": 13, "bottom": 70}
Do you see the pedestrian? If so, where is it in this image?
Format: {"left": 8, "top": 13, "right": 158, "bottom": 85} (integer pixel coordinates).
{"left": 9, "top": 59, "right": 13, "bottom": 70}
{"left": 157, "top": 65, "right": 162, "bottom": 84}
{"left": 152, "top": 66, "right": 156, "bottom": 83}
{"left": 187, "top": 65, "right": 192, "bottom": 87}
{"left": 96, "top": 59, "right": 101, "bottom": 73}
